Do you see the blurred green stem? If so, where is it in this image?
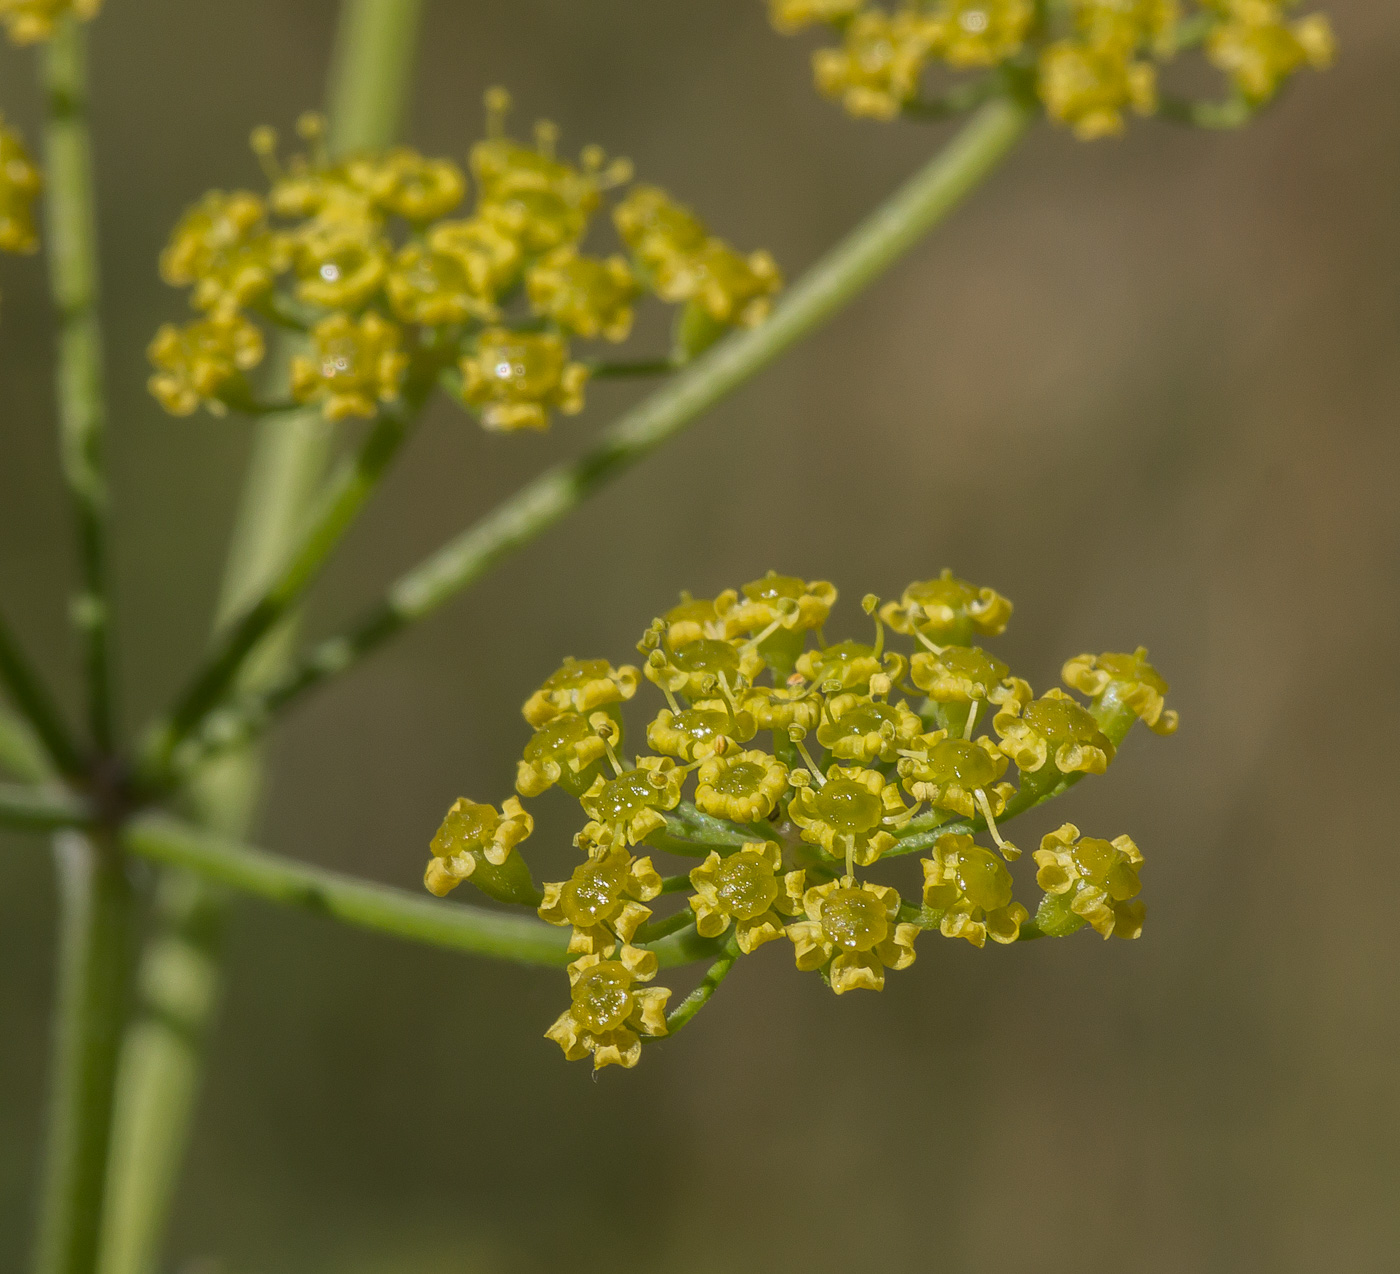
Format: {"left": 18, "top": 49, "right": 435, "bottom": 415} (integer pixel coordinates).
{"left": 0, "top": 608, "right": 85, "bottom": 778}
{"left": 168, "top": 95, "right": 1037, "bottom": 776}
{"left": 0, "top": 706, "right": 53, "bottom": 782}
{"left": 0, "top": 782, "right": 90, "bottom": 831}
{"left": 43, "top": 18, "right": 114, "bottom": 752}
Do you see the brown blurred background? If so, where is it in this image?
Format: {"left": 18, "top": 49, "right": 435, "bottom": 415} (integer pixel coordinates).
{"left": 2, "top": 2, "right": 1398, "bottom": 1270}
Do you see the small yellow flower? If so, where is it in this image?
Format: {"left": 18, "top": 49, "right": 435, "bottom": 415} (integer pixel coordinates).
{"left": 343, "top": 147, "right": 467, "bottom": 222}
{"left": 897, "top": 731, "right": 1014, "bottom": 823}
{"left": 0, "top": 0, "right": 100, "bottom": 45}
{"left": 1033, "top": 822, "right": 1144, "bottom": 939}
{"left": 292, "top": 216, "right": 391, "bottom": 310}
{"left": 737, "top": 683, "right": 823, "bottom": 733}
{"left": 921, "top": 832, "right": 1028, "bottom": 947}
{"left": 385, "top": 242, "right": 491, "bottom": 325}
{"left": 425, "top": 217, "right": 523, "bottom": 302}
{"left": 538, "top": 843, "right": 663, "bottom": 953}
{"left": 812, "top": 9, "right": 937, "bottom": 121}
{"left": 613, "top": 185, "right": 710, "bottom": 283}
{"left": 720, "top": 571, "right": 835, "bottom": 671}
{"left": 788, "top": 764, "right": 907, "bottom": 866}
{"left": 646, "top": 701, "right": 756, "bottom": 762}
{"left": 146, "top": 313, "right": 265, "bottom": 417}
{"left": 815, "top": 692, "right": 922, "bottom": 764}
{"left": 545, "top": 947, "right": 670, "bottom": 1070}
{"left": 522, "top": 657, "right": 639, "bottom": 729}
{"left": 424, "top": 795, "right": 534, "bottom": 897}
{"left": 879, "top": 570, "right": 1012, "bottom": 646}
{"left": 694, "top": 749, "right": 790, "bottom": 822}
{"left": 660, "top": 590, "right": 738, "bottom": 649}
{"left": 579, "top": 758, "right": 683, "bottom": 847}
{"left": 909, "top": 645, "right": 1010, "bottom": 704}
{"left": 796, "top": 639, "right": 902, "bottom": 694}
{"left": 688, "top": 841, "right": 805, "bottom": 952}
{"left": 1204, "top": 0, "right": 1334, "bottom": 104}
{"left": 767, "top": 0, "right": 865, "bottom": 33}
{"left": 459, "top": 327, "right": 589, "bottom": 432}
{"left": 670, "top": 240, "right": 783, "bottom": 328}
{"left": 160, "top": 190, "right": 291, "bottom": 313}
{"left": 642, "top": 637, "right": 763, "bottom": 700}
{"left": 1062, "top": 646, "right": 1178, "bottom": 736}
{"left": 994, "top": 687, "right": 1115, "bottom": 777}
{"left": 925, "top": 0, "right": 1034, "bottom": 68}
{"left": 1038, "top": 38, "right": 1158, "bottom": 139}
{"left": 526, "top": 247, "right": 639, "bottom": 342}
{"left": 515, "top": 712, "right": 610, "bottom": 798}
{"left": 1072, "top": 0, "right": 1179, "bottom": 55}
{"left": 785, "top": 877, "right": 919, "bottom": 993}
{"left": 290, "top": 311, "right": 408, "bottom": 421}
{"left": 0, "top": 117, "right": 41, "bottom": 254}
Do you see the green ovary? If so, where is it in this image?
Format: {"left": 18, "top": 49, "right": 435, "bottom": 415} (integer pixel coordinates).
{"left": 572, "top": 962, "right": 634, "bottom": 1032}
{"left": 713, "top": 853, "right": 779, "bottom": 919}
{"left": 562, "top": 858, "right": 627, "bottom": 923}
{"left": 820, "top": 888, "right": 889, "bottom": 951}
{"left": 815, "top": 780, "right": 882, "bottom": 834}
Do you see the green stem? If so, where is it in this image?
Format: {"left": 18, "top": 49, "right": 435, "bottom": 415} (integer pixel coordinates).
{"left": 119, "top": 813, "right": 712, "bottom": 970}
{"left": 0, "top": 781, "right": 91, "bottom": 832}
{"left": 43, "top": 19, "right": 115, "bottom": 753}
{"left": 138, "top": 397, "right": 421, "bottom": 785}
{"left": 31, "top": 834, "right": 135, "bottom": 1274}
{"left": 168, "top": 95, "right": 1037, "bottom": 774}
{"left": 665, "top": 932, "right": 741, "bottom": 1034}
{"left": 0, "top": 607, "right": 85, "bottom": 778}
{"left": 0, "top": 706, "right": 53, "bottom": 783}
{"left": 325, "top": 0, "right": 424, "bottom": 155}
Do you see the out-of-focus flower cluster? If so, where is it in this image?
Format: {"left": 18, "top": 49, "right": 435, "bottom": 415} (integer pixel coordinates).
{"left": 148, "top": 90, "right": 781, "bottom": 425}
{"left": 0, "top": 0, "right": 100, "bottom": 46}
{"left": 0, "top": 114, "right": 41, "bottom": 319}
{"left": 426, "top": 569, "right": 1177, "bottom": 1069}
{"left": 768, "top": 0, "right": 1333, "bottom": 138}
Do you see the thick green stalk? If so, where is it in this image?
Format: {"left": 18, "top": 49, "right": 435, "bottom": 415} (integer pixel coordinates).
{"left": 172, "top": 96, "right": 1037, "bottom": 774}
{"left": 31, "top": 835, "right": 135, "bottom": 1274}
{"left": 325, "top": 0, "right": 424, "bottom": 155}
{"left": 0, "top": 609, "right": 85, "bottom": 778}
{"left": 43, "top": 19, "right": 114, "bottom": 752}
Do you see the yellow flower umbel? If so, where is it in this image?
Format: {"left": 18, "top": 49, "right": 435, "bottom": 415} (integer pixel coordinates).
{"left": 921, "top": 832, "right": 1028, "bottom": 946}
{"left": 879, "top": 569, "right": 1012, "bottom": 647}
{"left": 994, "top": 687, "right": 1115, "bottom": 779}
{"left": 290, "top": 311, "right": 408, "bottom": 421}
{"left": 458, "top": 327, "right": 589, "bottom": 432}
{"left": 522, "top": 657, "right": 640, "bottom": 729}
{"left": 526, "top": 247, "right": 639, "bottom": 342}
{"left": 1038, "top": 37, "right": 1159, "bottom": 139}
{"left": 515, "top": 712, "right": 610, "bottom": 798}
{"left": 1033, "top": 822, "right": 1145, "bottom": 938}
{"left": 579, "top": 758, "right": 683, "bottom": 847}
{"left": 813, "top": 9, "right": 938, "bottom": 121}
{"left": 159, "top": 191, "right": 291, "bottom": 314}
{"left": 925, "top": 0, "right": 1035, "bottom": 68}
{"left": 424, "top": 796, "right": 534, "bottom": 897}
{"left": 545, "top": 948, "right": 670, "bottom": 1070}
{"left": 1204, "top": 0, "right": 1334, "bottom": 104}
{"left": 0, "top": 117, "right": 41, "bottom": 254}
{"left": 538, "top": 843, "right": 664, "bottom": 953}
{"left": 786, "top": 878, "right": 919, "bottom": 993}
{"left": 815, "top": 692, "right": 923, "bottom": 765}
{"left": 788, "top": 764, "right": 907, "bottom": 867}
{"left": 693, "top": 749, "right": 790, "bottom": 822}
{"left": 689, "top": 841, "right": 804, "bottom": 952}
{"left": 146, "top": 313, "right": 265, "bottom": 417}
{"left": 1062, "top": 646, "right": 1178, "bottom": 737}
{"left": 0, "top": 0, "right": 100, "bottom": 45}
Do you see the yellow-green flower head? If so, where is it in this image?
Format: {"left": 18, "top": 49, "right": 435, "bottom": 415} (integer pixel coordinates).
{"left": 526, "top": 247, "right": 639, "bottom": 343}
{"left": 670, "top": 240, "right": 784, "bottom": 328}
{"left": 812, "top": 9, "right": 938, "bottom": 121}
{"left": 879, "top": 570, "right": 1012, "bottom": 646}
{"left": 925, "top": 0, "right": 1034, "bottom": 68}
{"left": 1072, "top": 0, "right": 1179, "bottom": 55}
{"left": 767, "top": 0, "right": 865, "bottom": 33}
{"left": 160, "top": 191, "right": 291, "bottom": 313}
{"left": 0, "top": 0, "right": 100, "bottom": 46}
{"left": 646, "top": 701, "right": 756, "bottom": 762}
{"left": 788, "top": 764, "right": 907, "bottom": 866}
{"left": 921, "top": 832, "right": 1028, "bottom": 946}
{"left": 146, "top": 313, "right": 265, "bottom": 418}
{"left": 661, "top": 590, "right": 740, "bottom": 649}
{"left": 694, "top": 749, "right": 790, "bottom": 822}
{"left": 1062, "top": 646, "right": 1178, "bottom": 736}
{"left": 426, "top": 217, "right": 523, "bottom": 303}
{"left": 1038, "top": 38, "right": 1158, "bottom": 139}
{"left": 459, "top": 327, "right": 589, "bottom": 432}
{"left": 515, "top": 712, "right": 610, "bottom": 798}
{"left": 580, "top": 756, "right": 683, "bottom": 847}
{"left": 897, "top": 731, "right": 1012, "bottom": 820}
{"left": 523, "top": 657, "right": 640, "bottom": 729}
{"left": 0, "top": 117, "right": 41, "bottom": 254}
{"left": 994, "top": 686, "right": 1115, "bottom": 776}
{"left": 785, "top": 877, "right": 919, "bottom": 993}
{"left": 292, "top": 214, "right": 390, "bottom": 311}
{"left": 1204, "top": 0, "right": 1334, "bottom": 104}
{"left": 796, "top": 639, "right": 903, "bottom": 694}
{"left": 290, "top": 311, "right": 408, "bottom": 421}
{"left": 688, "top": 841, "right": 805, "bottom": 953}
{"left": 343, "top": 147, "right": 467, "bottom": 223}
{"left": 643, "top": 637, "right": 763, "bottom": 700}
{"left": 738, "top": 682, "right": 823, "bottom": 733}
{"left": 909, "top": 645, "right": 1009, "bottom": 704}
{"left": 545, "top": 947, "right": 670, "bottom": 1069}
{"left": 385, "top": 242, "right": 493, "bottom": 326}
{"left": 816, "top": 692, "right": 922, "bottom": 765}
{"left": 613, "top": 185, "right": 710, "bottom": 282}
{"left": 1033, "top": 822, "right": 1144, "bottom": 939}
{"left": 539, "top": 843, "right": 664, "bottom": 953}
{"left": 722, "top": 571, "right": 837, "bottom": 638}
{"left": 424, "top": 795, "right": 534, "bottom": 897}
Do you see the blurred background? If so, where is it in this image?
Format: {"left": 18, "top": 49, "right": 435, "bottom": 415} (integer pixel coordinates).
{"left": 2, "top": 1, "right": 1397, "bottom": 1270}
